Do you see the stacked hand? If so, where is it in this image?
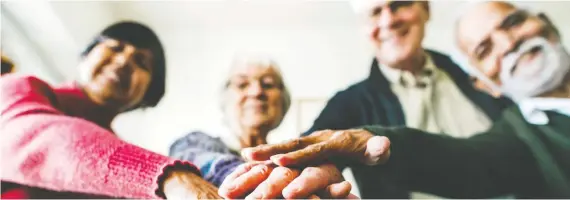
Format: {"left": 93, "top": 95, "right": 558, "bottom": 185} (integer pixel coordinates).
{"left": 218, "top": 161, "right": 357, "bottom": 199}
{"left": 162, "top": 129, "right": 391, "bottom": 199}
{"left": 219, "top": 129, "right": 391, "bottom": 199}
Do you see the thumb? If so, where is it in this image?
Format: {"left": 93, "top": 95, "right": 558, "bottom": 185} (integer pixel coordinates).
{"left": 362, "top": 136, "right": 391, "bottom": 165}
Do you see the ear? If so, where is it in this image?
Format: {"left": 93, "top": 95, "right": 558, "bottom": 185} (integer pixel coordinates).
{"left": 423, "top": 1, "right": 430, "bottom": 21}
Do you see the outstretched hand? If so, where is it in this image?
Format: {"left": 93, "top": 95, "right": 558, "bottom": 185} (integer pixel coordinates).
{"left": 242, "top": 129, "right": 391, "bottom": 167}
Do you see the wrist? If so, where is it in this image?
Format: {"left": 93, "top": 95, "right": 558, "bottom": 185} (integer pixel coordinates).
{"left": 155, "top": 160, "right": 202, "bottom": 198}
{"left": 163, "top": 170, "right": 201, "bottom": 191}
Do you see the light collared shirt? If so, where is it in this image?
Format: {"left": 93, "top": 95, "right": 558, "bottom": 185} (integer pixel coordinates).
{"left": 379, "top": 54, "right": 493, "bottom": 138}
{"left": 519, "top": 98, "right": 570, "bottom": 125}
{"left": 379, "top": 54, "right": 495, "bottom": 199}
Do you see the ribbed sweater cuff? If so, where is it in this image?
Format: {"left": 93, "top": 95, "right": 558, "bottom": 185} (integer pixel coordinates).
{"left": 107, "top": 145, "right": 201, "bottom": 199}
{"left": 154, "top": 160, "right": 202, "bottom": 199}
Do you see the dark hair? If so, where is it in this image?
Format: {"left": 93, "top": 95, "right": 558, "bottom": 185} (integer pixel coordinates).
{"left": 81, "top": 21, "right": 166, "bottom": 108}
{"left": 1, "top": 55, "right": 15, "bottom": 75}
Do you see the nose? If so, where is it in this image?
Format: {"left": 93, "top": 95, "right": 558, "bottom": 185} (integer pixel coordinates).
{"left": 245, "top": 82, "right": 264, "bottom": 98}
{"left": 114, "top": 45, "right": 137, "bottom": 67}
{"left": 492, "top": 30, "right": 519, "bottom": 57}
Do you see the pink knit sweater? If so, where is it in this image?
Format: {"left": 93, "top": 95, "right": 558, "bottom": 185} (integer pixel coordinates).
{"left": 0, "top": 74, "right": 200, "bottom": 199}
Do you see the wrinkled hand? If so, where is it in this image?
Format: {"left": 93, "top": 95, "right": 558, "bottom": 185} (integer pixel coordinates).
{"left": 242, "top": 129, "right": 391, "bottom": 167}
{"left": 218, "top": 161, "right": 358, "bottom": 199}
{"left": 162, "top": 170, "right": 222, "bottom": 199}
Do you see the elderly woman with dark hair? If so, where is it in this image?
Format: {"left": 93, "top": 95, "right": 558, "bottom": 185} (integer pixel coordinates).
{"left": 169, "top": 55, "right": 353, "bottom": 199}
{"left": 0, "top": 21, "right": 220, "bottom": 199}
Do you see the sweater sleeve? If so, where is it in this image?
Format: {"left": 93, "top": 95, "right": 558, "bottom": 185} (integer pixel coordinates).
{"left": 0, "top": 75, "right": 200, "bottom": 199}
{"left": 361, "top": 125, "right": 543, "bottom": 198}
{"left": 169, "top": 132, "right": 244, "bottom": 187}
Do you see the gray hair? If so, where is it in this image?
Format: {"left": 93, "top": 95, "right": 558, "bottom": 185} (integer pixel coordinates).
{"left": 219, "top": 55, "right": 292, "bottom": 127}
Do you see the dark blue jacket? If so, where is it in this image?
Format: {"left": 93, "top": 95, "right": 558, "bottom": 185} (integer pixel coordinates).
{"left": 304, "top": 50, "right": 512, "bottom": 198}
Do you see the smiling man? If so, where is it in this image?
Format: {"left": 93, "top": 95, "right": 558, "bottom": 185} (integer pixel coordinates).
{"left": 301, "top": 0, "right": 510, "bottom": 198}
{"left": 236, "top": 1, "right": 570, "bottom": 198}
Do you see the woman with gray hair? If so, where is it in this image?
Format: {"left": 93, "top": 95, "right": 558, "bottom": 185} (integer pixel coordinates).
{"left": 168, "top": 55, "right": 291, "bottom": 187}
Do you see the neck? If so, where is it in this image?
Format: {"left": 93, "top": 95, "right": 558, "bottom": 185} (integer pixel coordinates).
{"left": 81, "top": 87, "right": 121, "bottom": 117}
{"left": 76, "top": 86, "right": 120, "bottom": 129}
{"left": 379, "top": 49, "right": 427, "bottom": 74}
{"left": 237, "top": 128, "right": 268, "bottom": 148}
{"left": 540, "top": 73, "right": 570, "bottom": 98}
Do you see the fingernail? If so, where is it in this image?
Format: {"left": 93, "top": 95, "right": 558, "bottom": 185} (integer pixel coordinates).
{"left": 224, "top": 183, "right": 237, "bottom": 192}
{"left": 245, "top": 193, "right": 262, "bottom": 200}
{"left": 270, "top": 154, "right": 282, "bottom": 160}
{"left": 283, "top": 186, "right": 302, "bottom": 198}
{"left": 270, "top": 155, "right": 285, "bottom": 165}
{"left": 241, "top": 148, "right": 252, "bottom": 158}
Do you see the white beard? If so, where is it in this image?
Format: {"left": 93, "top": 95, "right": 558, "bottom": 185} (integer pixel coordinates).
{"left": 462, "top": 37, "right": 570, "bottom": 102}
{"left": 498, "top": 37, "right": 570, "bottom": 101}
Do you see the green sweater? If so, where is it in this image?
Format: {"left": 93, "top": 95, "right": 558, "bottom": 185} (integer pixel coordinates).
{"left": 362, "top": 106, "right": 570, "bottom": 198}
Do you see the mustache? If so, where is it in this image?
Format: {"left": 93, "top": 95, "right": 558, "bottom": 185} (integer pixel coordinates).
{"left": 502, "top": 37, "right": 549, "bottom": 75}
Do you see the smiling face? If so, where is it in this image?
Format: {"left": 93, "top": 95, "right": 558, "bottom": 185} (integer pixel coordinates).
{"left": 79, "top": 38, "right": 154, "bottom": 111}
{"left": 456, "top": 1, "right": 567, "bottom": 98}
{"left": 354, "top": 0, "right": 430, "bottom": 68}
{"left": 223, "top": 63, "right": 287, "bottom": 136}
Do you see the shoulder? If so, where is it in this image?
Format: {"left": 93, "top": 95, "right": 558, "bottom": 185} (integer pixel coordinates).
{"left": 0, "top": 74, "right": 53, "bottom": 95}
{"left": 426, "top": 49, "right": 454, "bottom": 62}
{"left": 0, "top": 74, "right": 59, "bottom": 114}
{"left": 169, "top": 131, "right": 231, "bottom": 156}
{"left": 328, "top": 80, "right": 369, "bottom": 103}
{"left": 485, "top": 106, "right": 520, "bottom": 133}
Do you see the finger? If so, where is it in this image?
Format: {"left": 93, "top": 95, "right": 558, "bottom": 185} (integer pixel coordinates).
{"left": 308, "top": 194, "right": 321, "bottom": 199}
{"left": 317, "top": 181, "right": 352, "bottom": 199}
{"left": 242, "top": 136, "right": 315, "bottom": 161}
{"left": 270, "top": 142, "right": 331, "bottom": 167}
{"left": 245, "top": 167, "right": 300, "bottom": 200}
{"left": 218, "top": 164, "right": 274, "bottom": 199}
{"left": 346, "top": 193, "right": 360, "bottom": 199}
{"left": 282, "top": 164, "right": 341, "bottom": 199}
{"left": 363, "top": 136, "right": 391, "bottom": 165}
{"left": 219, "top": 161, "right": 263, "bottom": 191}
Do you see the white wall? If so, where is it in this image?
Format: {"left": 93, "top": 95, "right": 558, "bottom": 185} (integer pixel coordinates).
{"left": 112, "top": 25, "right": 374, "bottom": 154}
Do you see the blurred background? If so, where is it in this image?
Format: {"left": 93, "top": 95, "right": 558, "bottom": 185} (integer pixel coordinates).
{"left": 2, "top": 0, "right": 569, "bottom": 156}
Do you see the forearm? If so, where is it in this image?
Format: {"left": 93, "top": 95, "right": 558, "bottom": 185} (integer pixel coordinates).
{"left": 362, "top": 126, "right": 529, "bottom": 198}
{"left": 0, "top": 75, "right": 201, "bottom": 198}
{"left": 1, "top": 114, "right": 200, "bottom": 198}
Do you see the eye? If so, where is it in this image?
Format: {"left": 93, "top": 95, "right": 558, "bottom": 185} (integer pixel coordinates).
{"left": 134, "top": 53, "right": 152, "bottom": 71}
{"left": 230, "top": 79, "right": 248, "bottom": 90}
{"left": 370, "top": 6, "right": 383, "bottom": 17}
{"left": 260, "top": 77, "right": 279, "bottom": 89}
{"left": 474, "top": 40, "right": 493, "bottom": 61}
{"left": 106, "top": 41, "right": 124, "bottom": 52}
{"left": 476, "top": 47, "right": 491, "bottom": 60}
